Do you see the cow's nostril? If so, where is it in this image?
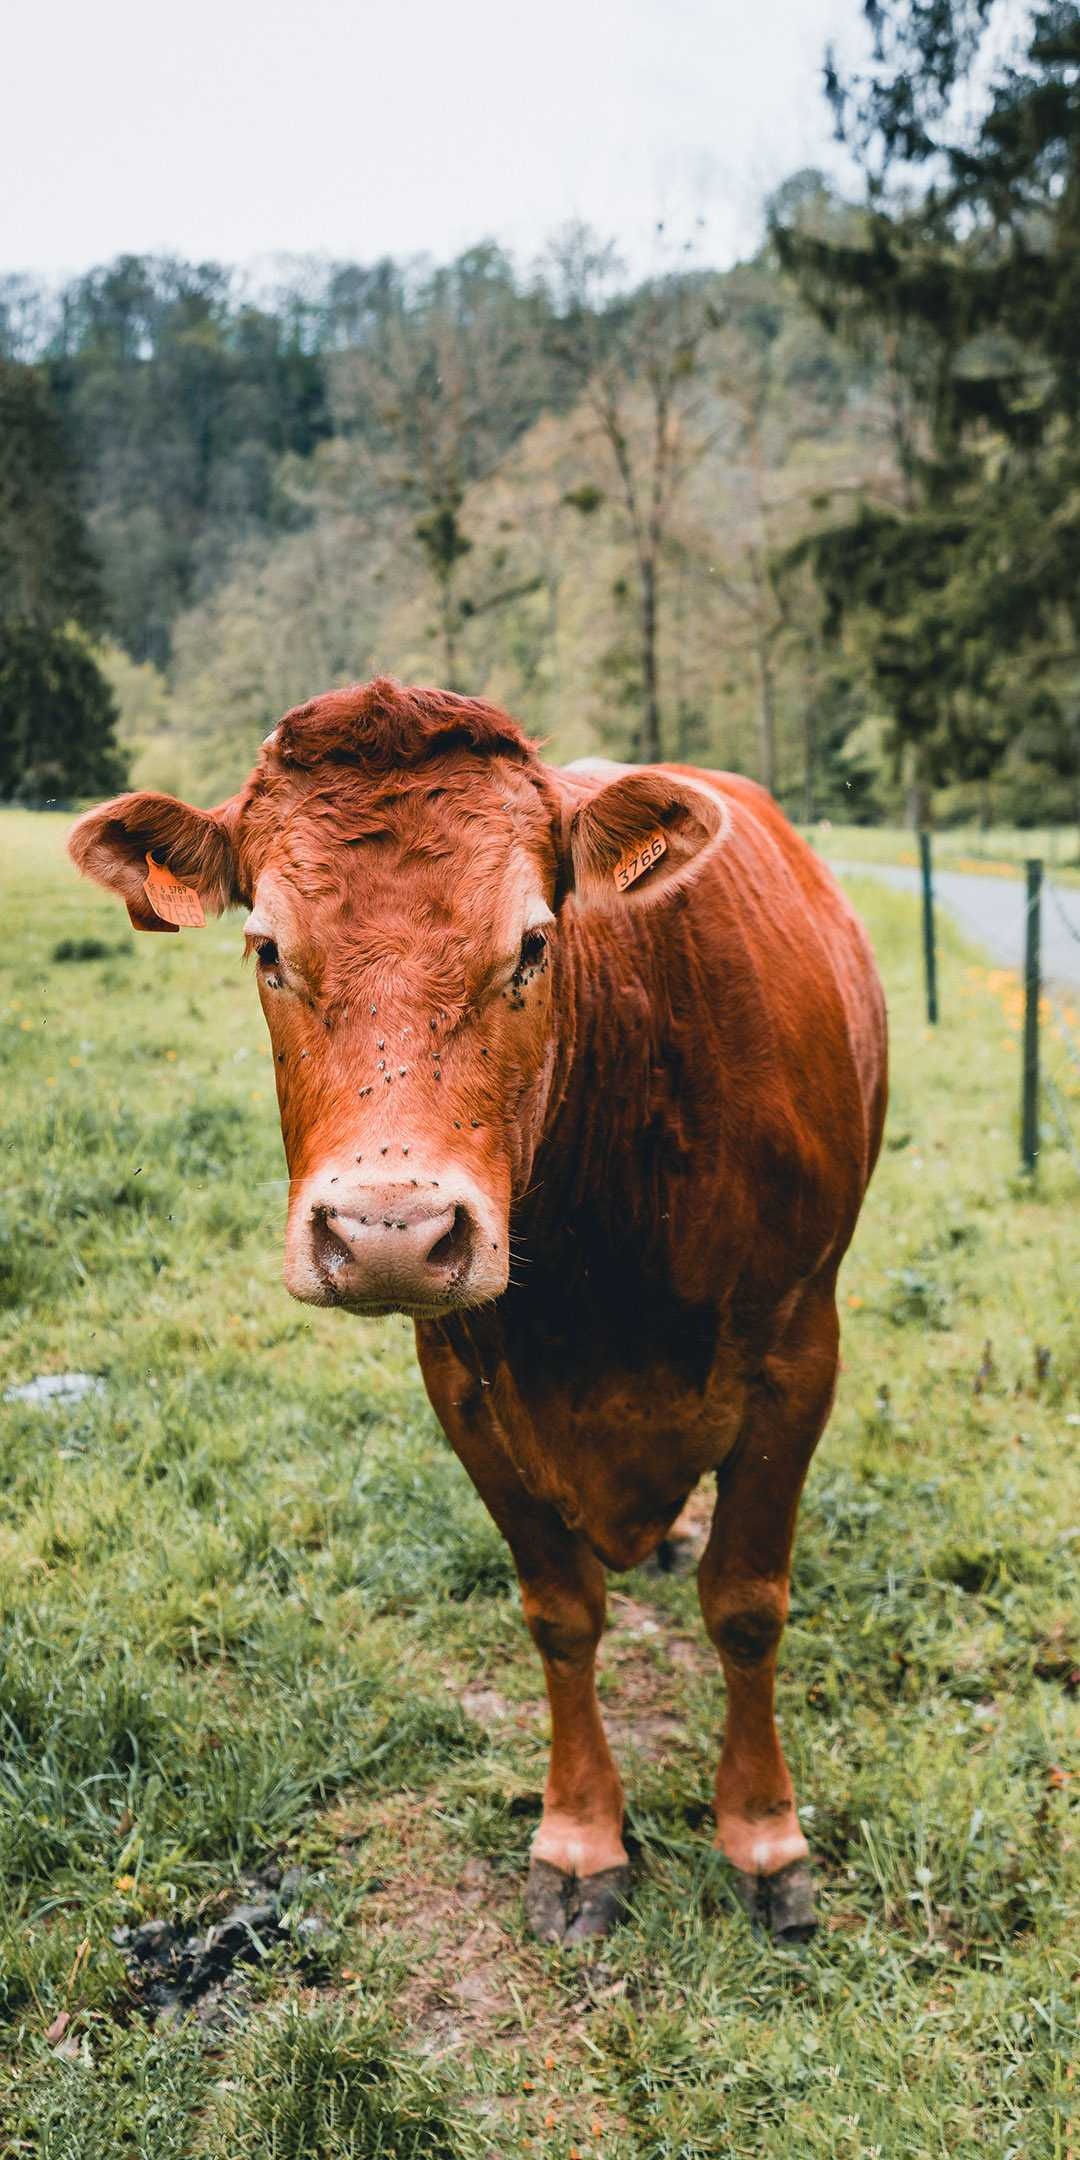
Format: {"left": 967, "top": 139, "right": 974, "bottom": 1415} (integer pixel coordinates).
{"left": 426, "top": 1205, "right": 472, "bottom": 1273}
{"left": 306, "top": 1190, "right": 479, "bottom": 1304}
{"left": 311, "top": 1206, "right": 354, "bottom": 1278}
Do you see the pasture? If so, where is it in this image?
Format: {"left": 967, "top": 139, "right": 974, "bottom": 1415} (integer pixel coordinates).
{"left": 0, "top": 807, "right": 1076, "bottom": 2158}
{"left": 813, "top": 824, "right": 1080, "bottom": 883}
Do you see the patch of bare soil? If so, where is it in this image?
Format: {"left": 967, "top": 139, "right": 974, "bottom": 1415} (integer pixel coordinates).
{"left": 365, "top": 1855, "right": 529, "bottom": 2047}
{"left": 603, "top": 1591, "right": 716, "bottom": 1759}
{"left": 358, "top": 1851, "right": 634, "bottom": 2154}
{"left": 458, "top": 1680, "right": 541, "bottom": 1727}
{"left": 306, "top": 1562, "right": 717, "bottom": 2116}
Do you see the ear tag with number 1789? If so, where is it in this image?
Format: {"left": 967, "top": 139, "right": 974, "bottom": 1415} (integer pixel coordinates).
{"left": 143, "top": 853, "right": 206, "bottom": 928}
{"left": 613, "top": 828, "right": 667, "bottom": 892}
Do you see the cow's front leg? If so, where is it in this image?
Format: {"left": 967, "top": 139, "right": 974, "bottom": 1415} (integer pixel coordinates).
{"left": 697, "top": 1287, "right": 839, "bottom": 1943}
{"left": 416, "top": 1331, "right": 628, "bottom": 1945}
{"left": 517, "top": 1532, "right": 629, "bottom": 1943}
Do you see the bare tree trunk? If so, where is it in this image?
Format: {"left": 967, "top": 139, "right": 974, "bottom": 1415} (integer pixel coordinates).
{"left": 439, "top": 571, "right": 459, "bottom": 689}
{"left": 545, "top": 574, "right": 560, "bottom": 704}
{"left": 636, "top": 552, "right": 662, "bottom": 764}
{"left": 756, "top": 635, "right": 777, "bottom": 796}
{"left": 803, "top": 701, "right": 816, "bottom": 825}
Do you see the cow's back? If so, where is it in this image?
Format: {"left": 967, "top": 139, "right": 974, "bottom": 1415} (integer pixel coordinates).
{"left": 553, "top": 760, "right": 888, "bottom": 1298}
{"left": 688, "top": 768, "right": 888, "bottom": 1187}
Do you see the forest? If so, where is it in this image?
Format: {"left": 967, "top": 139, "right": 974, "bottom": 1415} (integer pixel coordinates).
{"left": 2, "top": 0, "right": 1079, "bottom": 835}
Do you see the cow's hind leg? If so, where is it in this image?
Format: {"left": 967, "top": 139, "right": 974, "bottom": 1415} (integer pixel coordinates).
{"left": 698, "top": 1286, "right": 839, "bottom": 1943}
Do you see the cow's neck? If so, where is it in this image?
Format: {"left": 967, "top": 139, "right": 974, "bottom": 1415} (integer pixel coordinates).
{"left": 521, "top": 897, "right": 726, "bottom": 1285}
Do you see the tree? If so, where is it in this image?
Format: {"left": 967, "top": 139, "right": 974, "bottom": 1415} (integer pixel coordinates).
{"left": 0, "top": 624, "right": 125, "bottom": 802}
{"left": 0, "top": 358, "right": 125, "bottom": 801}
{"left": 27, "top": 255, "right": 333, "bottom": 666}
{"left": 774, "top": 2, "right": 1080, "bottom": 827}
{"left": 0, "top": 361, "right": 104, "bottom": 632}
{"left": 330, "top": 247, "right": 551, "bottom": 687}
{"left": 545, "top": 225, "right": 714, "bottom": 763}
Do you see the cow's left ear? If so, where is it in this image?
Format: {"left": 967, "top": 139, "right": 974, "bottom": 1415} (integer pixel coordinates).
{"left": 68, "top": 789, "right": 244, "bottom": 933}
{"left": 565, "top": 770, "right": 730, "bottom": 912}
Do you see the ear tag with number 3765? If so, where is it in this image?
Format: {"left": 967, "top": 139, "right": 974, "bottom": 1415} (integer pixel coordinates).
{"left": 143, "top": 852, "right": 206, "bottom": 929}
{"left": 613, "top": 829, "right": 667, "bottom": 893}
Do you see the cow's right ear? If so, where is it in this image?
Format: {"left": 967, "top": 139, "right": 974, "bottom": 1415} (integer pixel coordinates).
{"left": 68, "top": 790, "right": 243, "bottom": 934}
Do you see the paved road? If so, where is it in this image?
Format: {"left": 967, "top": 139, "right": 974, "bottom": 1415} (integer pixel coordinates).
{"left": 829, "top": 860, "right": 1080, "bottom": 988}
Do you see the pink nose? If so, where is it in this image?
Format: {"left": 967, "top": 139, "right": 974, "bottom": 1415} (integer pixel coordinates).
{"left": 309, "top": 1183, "right": 476, "bottom": 1308}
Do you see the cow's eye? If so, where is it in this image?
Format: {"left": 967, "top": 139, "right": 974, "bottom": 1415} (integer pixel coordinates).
{"left": 254, "top": 938, "right": 281, "bottom": 975}
{"left": 518, "top": 928, "right": 547, "bottom": 972}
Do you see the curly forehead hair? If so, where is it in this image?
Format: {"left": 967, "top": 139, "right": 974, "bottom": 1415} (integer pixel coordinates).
{"left": 230, "top": 678, "right": 558, "bottom": 923}
{"left": 271, "top": 677, "right": 537, "bottom": 776}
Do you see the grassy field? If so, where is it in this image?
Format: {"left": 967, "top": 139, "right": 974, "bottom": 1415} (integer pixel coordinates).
{"left": 1, "top": 807, "right": 1077, "bottom": 2159}
{"left": 808, "top": 823, "right": 1080, "bottom": 883}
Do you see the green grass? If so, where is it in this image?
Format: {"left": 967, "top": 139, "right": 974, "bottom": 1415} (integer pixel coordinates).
{"left": 808, "top": 821, "right": 1080, "bottom": 881}
{"left": 1, "top": 807, "right": 1077, "bottom": 2158}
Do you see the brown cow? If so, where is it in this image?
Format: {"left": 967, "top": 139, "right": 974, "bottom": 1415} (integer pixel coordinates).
{"left": 70, "top": 678, "right": 886, "bottom": 1946}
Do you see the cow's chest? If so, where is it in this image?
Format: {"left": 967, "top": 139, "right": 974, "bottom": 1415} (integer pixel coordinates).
{"left": 452, "top": 1279, "right": 749, "bottom": 1568}
{"left": 429, "top": 1223, "right": 759, "bottom": 1568}
{"left": 495, "top": 1359, "right": 746, "bottom": 1569}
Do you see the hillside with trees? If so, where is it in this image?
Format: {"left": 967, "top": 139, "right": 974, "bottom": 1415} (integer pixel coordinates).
{"left": 3, "top": 4, "right": 1079, "bottom": 835}
{"left": 0, "top": 230, "right": 900, "bottom": 813}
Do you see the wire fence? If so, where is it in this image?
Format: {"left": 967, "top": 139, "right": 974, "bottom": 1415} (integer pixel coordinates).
{"left": 916, "top": 837, "right": 1080, "bottom": 1180}
{"left": 1046, "top": 873, "right": 1080, "bottom": 948}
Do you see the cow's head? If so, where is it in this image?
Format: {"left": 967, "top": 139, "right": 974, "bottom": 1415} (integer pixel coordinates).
{"left": 69, "top": 681, "right": 725, "bottom": 1316}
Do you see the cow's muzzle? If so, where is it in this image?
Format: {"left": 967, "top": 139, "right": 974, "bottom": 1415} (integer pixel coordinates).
{"left": 285, "top": 1175, "right": 505, "bottom": 1314}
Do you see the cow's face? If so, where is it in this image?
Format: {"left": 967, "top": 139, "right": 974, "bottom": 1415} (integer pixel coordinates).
{"left": 69, "top": 682, "right": 726, "bottom": 1317}
{"left": 239, "top": 737, "right": 563, "bottom": 1316}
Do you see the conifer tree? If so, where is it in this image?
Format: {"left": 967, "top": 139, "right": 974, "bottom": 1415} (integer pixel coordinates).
{"left": 775, "top": 1, "right": 1080, "bottom": 825}
{"left": 0, "top": 359, "right": 125, "bottom": 799}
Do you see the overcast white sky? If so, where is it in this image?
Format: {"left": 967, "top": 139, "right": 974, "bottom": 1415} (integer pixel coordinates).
{"left": 4, "top": 0, "right": 873, "bottom": 281}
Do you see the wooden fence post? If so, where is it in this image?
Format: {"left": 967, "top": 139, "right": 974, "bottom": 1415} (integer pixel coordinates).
{"left": 919, "top": 830, "right": 938, "bottom": 1025}
{"left": 1021, "top": 859, "right": 1042, "bottom": 1175}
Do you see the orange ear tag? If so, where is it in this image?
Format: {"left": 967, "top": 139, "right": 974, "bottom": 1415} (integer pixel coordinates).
{"left": 612, "top": 828, "right": 667, "bottom": 893}
{"left": 143, "top": 853, "right": 206, "bottom": 928}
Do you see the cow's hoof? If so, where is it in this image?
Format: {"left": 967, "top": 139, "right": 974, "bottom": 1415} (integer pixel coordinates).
{"left": 524, "top": 1859, "right": 571, "bottom": 1943}
{"left": 524, "top": 1860, "right": 631, "bottom": 1946}
{"left": 730, "top": 1859, "right": 817, "bottom": 1944}
{"left": 563, "top": 1863, "right": 632, "bottom": 1946}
